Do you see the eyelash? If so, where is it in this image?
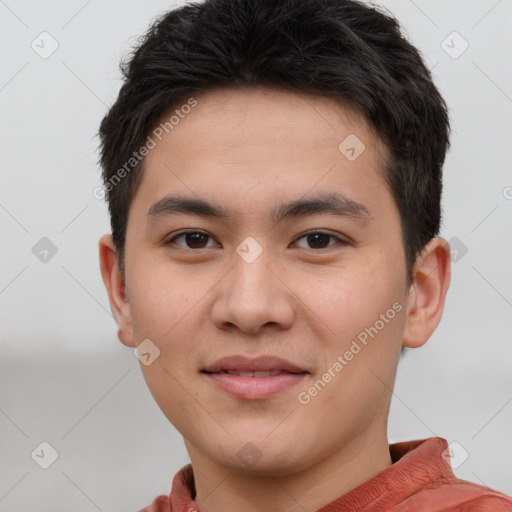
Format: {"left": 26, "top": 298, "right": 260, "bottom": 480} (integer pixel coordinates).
{"left": 165, "top": 230, "right": 349, "bottom": 251}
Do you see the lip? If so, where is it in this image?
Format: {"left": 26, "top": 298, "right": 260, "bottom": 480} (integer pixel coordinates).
{"left": 202, "top": 354, "right": 307, "bottom": 373}
{"left": 201, "top": 355, "right": 309, "bottom": 400}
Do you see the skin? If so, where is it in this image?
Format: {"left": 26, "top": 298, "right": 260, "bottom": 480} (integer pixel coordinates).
{"left": 99, "top": 86, "right": 451, "bottom": 512}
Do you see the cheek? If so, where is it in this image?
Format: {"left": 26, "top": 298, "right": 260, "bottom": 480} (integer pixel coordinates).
{"left": 301, "top": 253, "right": 405, "bottom": 362}
{"left": 129, "top": 273, "right": 203, "bottom": 430}
{"left": 294, "top": 264, "right": 382, "bottom": 342}
{"left": 139, "top": 358, "right": 202, "bottom": 439}
{"left": 127, "top": 258, "right": 210, "bottom": 366}
{"left": 127, "top": 260, "right": 195, "bottom": 339}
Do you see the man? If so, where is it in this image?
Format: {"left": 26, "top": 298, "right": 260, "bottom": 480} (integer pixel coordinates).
{"left": 97, "top": 0, "right": 512, "bottom": 510}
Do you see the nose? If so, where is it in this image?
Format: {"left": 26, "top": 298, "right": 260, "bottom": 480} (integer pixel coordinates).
{"left": 210, "top": 243, "right": 295, "bottom": 335}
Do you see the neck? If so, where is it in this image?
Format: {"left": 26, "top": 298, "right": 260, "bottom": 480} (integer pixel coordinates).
{"left": 186, "top": 429, "right": 392, "bottom": 512}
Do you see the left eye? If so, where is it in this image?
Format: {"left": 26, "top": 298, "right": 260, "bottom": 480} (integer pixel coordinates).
{"left": 166, "top": 230, "right": 346, "bottom": 250}
{"left": 294, "top": 231, "right": 345, "bottom": 249}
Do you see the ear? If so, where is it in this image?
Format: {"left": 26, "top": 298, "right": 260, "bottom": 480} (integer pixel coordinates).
{"left": 402, "top": 237, "right": 451, "bottom": 349}
{"left": 98, "top": 234, "right": 136, "bottom": 347}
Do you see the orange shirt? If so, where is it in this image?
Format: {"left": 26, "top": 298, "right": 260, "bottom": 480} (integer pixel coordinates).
{"left": 139, "top": 437, "right": 512, "bottom": 511}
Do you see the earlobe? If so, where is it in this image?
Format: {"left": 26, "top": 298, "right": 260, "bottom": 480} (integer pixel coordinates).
{"left": 98, "top": 234, "right": 136, "bottom": 347}
{"left": 402, "top": 238, "right": 451, "bottom": 349}
{"left": 117, "top": 326, "right": 134, "bottom": 347}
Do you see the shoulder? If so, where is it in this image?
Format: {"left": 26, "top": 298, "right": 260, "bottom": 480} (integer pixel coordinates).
{"left": 406, "top": 478, "right": 512, "bottom": 511}
{"left": 449, "top": 475, "right": 512, "bottom": 510}
{"left": 454, "top": 484, "right": 512, "bottom": 511}
{"left": 447, "top": 492, "right": 512, "bottom": 511}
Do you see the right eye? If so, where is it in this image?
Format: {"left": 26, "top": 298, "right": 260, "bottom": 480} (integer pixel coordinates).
{"left": 165, "top": 230, "right": 219, "bottom": 250}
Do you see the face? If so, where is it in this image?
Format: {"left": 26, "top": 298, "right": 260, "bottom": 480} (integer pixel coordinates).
{"left": 112, "top": 87, "right": 414, "bottom": 474}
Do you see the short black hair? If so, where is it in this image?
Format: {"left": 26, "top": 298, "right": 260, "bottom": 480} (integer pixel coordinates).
{"left": 98, "top": 0, "right": 451, "bottom": 285}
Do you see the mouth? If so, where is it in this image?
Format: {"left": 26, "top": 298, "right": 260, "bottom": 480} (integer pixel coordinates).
{"left": 201, "top": 354, "right": 309, "bottom": 374}
{"left": 201, "top": 355, "right": 309, "bottom": 400}
{"left": 203, "top": 369, "right": 305, "bottom": 377}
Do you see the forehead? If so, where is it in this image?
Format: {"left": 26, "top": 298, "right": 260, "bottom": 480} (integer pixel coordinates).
{"left": 130, "top": 86, "right": 395, "bottom": 230}
{"left": 150, "top": 85, "right": 385, "bottom": 158}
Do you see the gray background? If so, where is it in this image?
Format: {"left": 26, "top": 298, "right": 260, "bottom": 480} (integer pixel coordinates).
{"left": 1, "top": 0, "right": 511, "bottom": 510}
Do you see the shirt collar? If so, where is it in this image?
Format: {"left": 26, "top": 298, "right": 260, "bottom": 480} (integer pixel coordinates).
{"left": 168, "top": 437, "right": 455, "bottom": 511}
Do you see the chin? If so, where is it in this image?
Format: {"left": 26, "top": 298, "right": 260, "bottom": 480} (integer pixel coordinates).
{"left": 208, "top": 436, "right": 312, "bottom": 477}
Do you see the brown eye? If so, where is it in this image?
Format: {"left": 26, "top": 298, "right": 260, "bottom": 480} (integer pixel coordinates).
{"left": 294, "top": 231, "right": 347, "bottom": 250}
{"left": 167, "top": 231, "right": 217, "bottom": 249}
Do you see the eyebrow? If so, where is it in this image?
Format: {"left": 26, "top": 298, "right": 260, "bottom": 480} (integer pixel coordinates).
{"left": 146, "top": 192, "right": 372, "bottom": 225}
